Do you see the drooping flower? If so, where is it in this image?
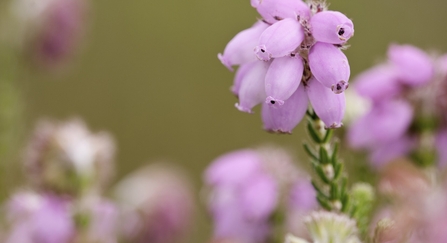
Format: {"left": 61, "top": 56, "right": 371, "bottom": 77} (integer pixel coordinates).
{"left": 218, "top": 0, "right": 354, "bottom": 132}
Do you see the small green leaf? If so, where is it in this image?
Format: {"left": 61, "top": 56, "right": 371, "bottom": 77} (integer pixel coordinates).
{"left": 303, "top": 143, "right": 319, "bottom": 161}
{"left": 319, "top": 146, "right": 330, "bottom": 164}
{"left": 334, "top": 163, "right": 343, "bottom": 181}
{"left": 307, "top": 122, "right": 322, "bottom": 144}
{"left": 322, "top": 129, "right": 333, "bottom": 143}
{"left": 341, "top": 193, "right": 350, "bottom": 213}
{"left": 331, "top": 141, "right": 339, "bottom": 165}
{"left": 317, "top": 194, "right": 332, "bottom": 210}
{"left": 311, "top": 180, "right": 325, "bottom": 196}
{"left": 315, "top": 165, "right": 330, "bottom": 184}
{"left": 330, "top": 182, "right": 339, "bottom": 200}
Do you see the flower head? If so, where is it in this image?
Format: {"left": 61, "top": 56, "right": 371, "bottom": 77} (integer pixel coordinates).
{"left": 218, "top": 0, "right": 354, "bottom": 132}
{"left": 24, "top": 118, "right": 116, "bottom": 195}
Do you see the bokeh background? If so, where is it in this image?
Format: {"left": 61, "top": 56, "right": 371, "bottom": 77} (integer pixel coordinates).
{"left": 1, "top": 0, "right": 447, "bottom": 241}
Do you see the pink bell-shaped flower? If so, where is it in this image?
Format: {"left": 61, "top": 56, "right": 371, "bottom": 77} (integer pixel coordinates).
{"left": 306, "top": 77, "right": 345, "bottom": 129}
{"left": 265, "top": 55, "right": 304, "bottom": 106}
{"left": 262, "top": 84, "right": 308, "bottom": 133}
{"left": 255, "top": 18, "right": 304, "bottom": 61}
{"left": 255, "top": 0, "right": 311, "bottom": 24}
{"left": 310, "top": 11, "right": 354, "bottom": 44}
{"left": 354, "top": 64, "right": 401, "bottom": 102}
{"left": 309, "top": 42, "right": 350, "bottom": 94}
{"left": 387, "top": 44, "right": 434, "bottom": 86}
{"left": 218, "top": 21, "right": 269, "bottom": 71}
{"left": 347, "top": 100, "right": 413, "bottom": 149}
{"left": 235, "top": 61, "right": 270, "bottom": 113}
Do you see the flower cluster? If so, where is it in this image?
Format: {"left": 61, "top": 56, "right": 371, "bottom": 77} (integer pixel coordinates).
{"left": 9, "top": 0, "right": 87, "bottom": 68}
{"left": 1, "top": 118, "right": 195, "bottom": 243}
{"left": 347, "top": 44, "right": 447, "bottom": 167}
{"left": 218, "top": 0, "right": 354, "bottom": 132}
{"left": 204, "top": 147, "right": 317, "bottom": 243}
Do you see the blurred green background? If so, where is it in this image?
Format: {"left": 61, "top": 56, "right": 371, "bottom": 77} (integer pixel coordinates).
{"left": 2, "top": 0, "right": 447, "bottom": 241}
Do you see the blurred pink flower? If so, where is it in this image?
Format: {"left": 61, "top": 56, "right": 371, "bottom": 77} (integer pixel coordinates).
{"left": 114, "top": 164, "right": 195, "bottom": 243}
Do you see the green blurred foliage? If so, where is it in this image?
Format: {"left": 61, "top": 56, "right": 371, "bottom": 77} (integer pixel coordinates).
{"left": 1, "top": 0, "right": 447, "bottom": 242}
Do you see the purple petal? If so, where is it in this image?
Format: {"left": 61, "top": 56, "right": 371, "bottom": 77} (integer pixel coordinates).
{"left": 31, "top": 196, "right": 75, "bottom": 243}
{"left": 235, "top": 61, "right": 270, "bottom": 113}
{"left": 309, "top": 42, "right": 350, "bottom": 93}
{"left": 213, "top": 206, "right": 270, "bottom": 243}
{"left": 251, "top": 0, "right": 260, "bottom": 8}
{"left": 436, "top": 129, "right": 447, "bottom": 168}
{"left": 262, "top": 84, "right": 308, "bottom": 133}
{"left": 354, "top": 64, "right": 401, "bottom": 102}
{"left": 218, "top": 21, "right": 269, "bottom": 71}
{"left": 232, "top": 62, "right": 256, "bottom": 96}
{"left": 306, "top": 77, "right": 345, "bottom": 129}
{"left": 310, "top": 11, "right": 354, "bottom": 44}
{"left": 369, "top": 136, "right": 415, "bottom": 168}
{"left": 387, "top": 44, "right": 434, "bottom": 86}
{"left": 347, "top": 100, "right": 413, "bottom": 149}
{"left": 205, "top": 149, "right": 262, "bottom": 186}
{"left": 265, "top": 55, "right": 304, "bottom": 105}
{"left": 255, "top": 19, "right": 304, "bottom": 61}
{"left": 241, "top": 174, "right": 278, "bottom": 220}
{"left": 255, "top": 0, "right": 311, "bottom": 24}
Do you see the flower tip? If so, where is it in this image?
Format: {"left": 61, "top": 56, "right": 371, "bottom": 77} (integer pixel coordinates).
{"left": 254, "top": 45, "right": 271, "bottom": 61}
{"left": 250, "top": 0, "right": 260, "bottom": 8}
{"left": 337, "top": 23, "right": 354, "bottom": 41}
{"left": 266, "top": 96, "right": 285, "bottom": 106}
{"left": 325, "top": 122, "right": 343, "bottom": 129}
{"left": 235, "top": 103, "right": 254, "bottom": 113}
{"left": 217, "top": 53, "right": 233, "bottom": 71}
{"left": 331, "top": 81, "right": 349, "bottom": 94}
{"left": 265, "top": 128, "right": 292, "bottom": 134}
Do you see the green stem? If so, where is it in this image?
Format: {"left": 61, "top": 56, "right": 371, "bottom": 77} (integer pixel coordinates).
{"left": 304, "top": 108, "right": 352, "bottom": 214}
